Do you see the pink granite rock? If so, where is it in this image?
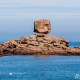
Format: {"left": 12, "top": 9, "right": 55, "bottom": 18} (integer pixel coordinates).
{"left": 34, "top": 19, "right": 51, "bottom": 33}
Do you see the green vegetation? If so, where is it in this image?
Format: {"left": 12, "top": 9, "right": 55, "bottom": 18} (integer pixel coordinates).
{"left": 37, "top": 41, "right": 41, "bottom": 44}
{"left": 43, "top": 44, "right": 51, "bottom": 48}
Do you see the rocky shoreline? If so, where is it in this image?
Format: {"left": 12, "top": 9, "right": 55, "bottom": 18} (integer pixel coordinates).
{"left": 0, "top": 19, "right": 80, "bottom": 56}
{"left": 0, "top": 33, "right": 80, "bottom": 56}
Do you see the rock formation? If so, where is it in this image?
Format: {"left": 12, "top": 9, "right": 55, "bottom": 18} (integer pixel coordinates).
{"left": 0, "top": 19, "right": 80, "bottom": 56}
{"left": 34, "top": 19, "right": 51, "bottom": 33}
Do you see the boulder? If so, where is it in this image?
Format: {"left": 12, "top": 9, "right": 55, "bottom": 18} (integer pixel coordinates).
{"left": 44, "top": 35, "right": 61, "bottom": 45}
{"left": 70, "top": 48, "right": 80, "bottom": 55}
{"left": 17, "top": 36, "right": 30, "bottom": 44}
{"left": 60, "top": 38, "right": 70, "bottom": 47}
{"left": 34, "top": 19, "right": 51, "bottom": 33}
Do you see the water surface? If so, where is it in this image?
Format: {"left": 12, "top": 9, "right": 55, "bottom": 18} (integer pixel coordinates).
{"left": 0, "top": 55, "right": 80, "bottom": 80}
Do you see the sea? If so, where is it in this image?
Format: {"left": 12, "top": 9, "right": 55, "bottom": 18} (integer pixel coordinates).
{"left": 0, "top": 42, "right": 80, "bottom": 80}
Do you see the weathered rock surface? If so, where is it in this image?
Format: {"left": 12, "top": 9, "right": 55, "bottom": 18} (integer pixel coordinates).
{"left": 0, "top": 19, "right": 80, "bottom": 56}
{"left": 34, "top": 19, "right": 51, "bottom": 33}
{"left": 0, "top": 33, "right": 80, "bottom": 56}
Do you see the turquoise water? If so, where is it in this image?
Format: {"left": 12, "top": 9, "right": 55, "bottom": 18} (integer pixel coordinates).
{"left": 0, "top": 56, "right": 80, "bottom": 80}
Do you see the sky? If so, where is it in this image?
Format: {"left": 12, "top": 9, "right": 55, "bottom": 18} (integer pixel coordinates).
{"left": 0, "top": 0, "right": 80, "bottom": 42}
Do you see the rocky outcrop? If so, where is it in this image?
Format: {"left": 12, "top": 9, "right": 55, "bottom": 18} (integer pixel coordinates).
{"left": 0, "top": 33, "right": 79, "bottom": 56}
{"left": 70, "top": 47, "right": 80, "bottom": 55}
{"left": 34, "top": 19, "right": 51, "bottom": 33}
{"left": 0, "top": 19, "right": 80, "bottom": 56}
{"left": 60, "top": 38, "right": 70, "bottom": 47}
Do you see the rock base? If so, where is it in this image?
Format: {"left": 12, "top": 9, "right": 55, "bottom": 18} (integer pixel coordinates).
{"left": 0, "top": 34, "right": 80, "bottom": 56}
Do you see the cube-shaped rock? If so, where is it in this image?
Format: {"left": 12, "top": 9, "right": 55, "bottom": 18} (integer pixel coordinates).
{"left": 34, "top": 19, "right": 51, "bottom": 33}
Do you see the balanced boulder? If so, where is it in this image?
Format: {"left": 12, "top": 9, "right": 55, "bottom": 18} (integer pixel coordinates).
{"left": 34, "top": 19, "right": 51, "bottom": 33}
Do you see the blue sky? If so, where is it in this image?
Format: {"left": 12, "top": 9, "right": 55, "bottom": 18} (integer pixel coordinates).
{"left": 0, "top": 0, "right": 80, "bottom": 42}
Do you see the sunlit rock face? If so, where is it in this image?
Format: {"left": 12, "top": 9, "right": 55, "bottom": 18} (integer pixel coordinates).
{"left": 34, "top": 19, "right": 51, "bottom": 33}
{"left": 1, "top": 19, "right": 80, "bottom": 56}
